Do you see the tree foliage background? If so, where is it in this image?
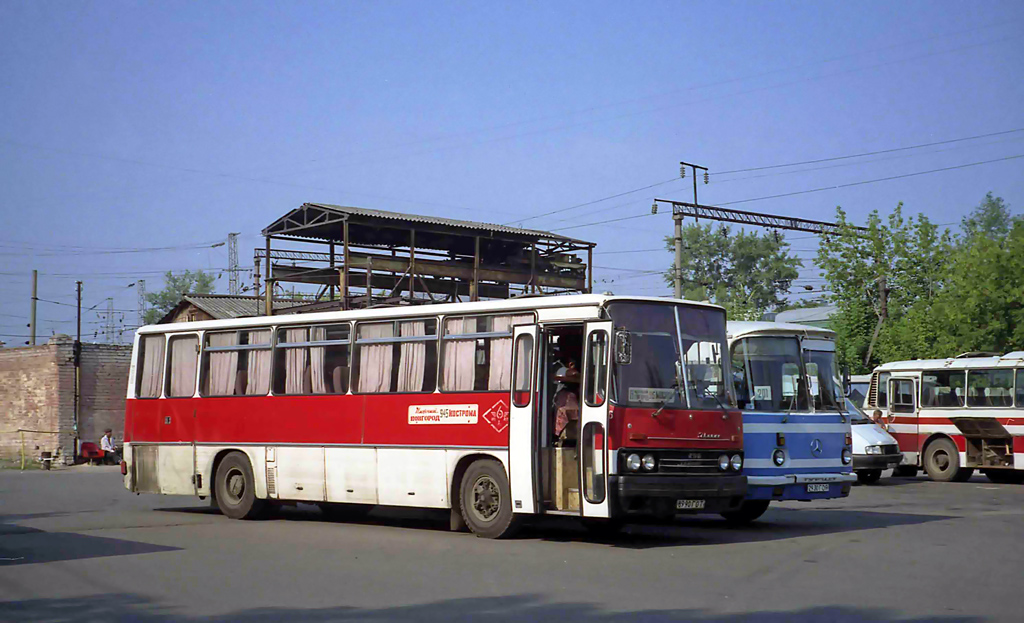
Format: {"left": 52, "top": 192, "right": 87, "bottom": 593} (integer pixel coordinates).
{"left": 664, "top": 224, "right": 802, "bottom": 320}
{"left": 817, "top": 193, "right": 1024, "bottom": 373}
{"left": 143, "top": 270, "right": 216, "bottom": 324}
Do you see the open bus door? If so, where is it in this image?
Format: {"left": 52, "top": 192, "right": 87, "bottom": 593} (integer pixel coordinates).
{"left": 509, "top": 324, "right": 539, "bottom": 515}
{"left": 579, "top": 321, "right": 612, "bottom": 519}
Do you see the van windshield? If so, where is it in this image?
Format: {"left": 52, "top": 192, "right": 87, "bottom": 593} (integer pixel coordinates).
{"left": 608, "top": 302, "right": 731, "bottom": 410}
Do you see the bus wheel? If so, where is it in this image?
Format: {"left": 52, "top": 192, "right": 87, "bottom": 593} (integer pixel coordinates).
{"left": 215, "top": 452, "right": 266, "bottom": 520}
{"left": 924, "top": 438, "right": 967, "bottom": 482}
{"left": 857, "top": 470, "right": 883, "bottom": 485}
{"left": 983, "top": 469, "right": 1024, "bottom": 484}
{"left": 720, "top": 500, "right": 770, "bottom": 525}
{"left": 459, "top": 459, "right": 520, "bottom": 539}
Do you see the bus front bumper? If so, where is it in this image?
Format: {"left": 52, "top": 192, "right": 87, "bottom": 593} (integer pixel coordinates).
{"left": 746, "top": 472, "right": 856, "bottom": 500}
{"left": 609, "top": 474, "right": 747, "bottom": 516}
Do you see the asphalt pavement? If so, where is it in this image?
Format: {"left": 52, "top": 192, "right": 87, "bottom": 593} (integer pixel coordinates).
{"left": 1, "top": 465, "right": 1021, "bottom": 622}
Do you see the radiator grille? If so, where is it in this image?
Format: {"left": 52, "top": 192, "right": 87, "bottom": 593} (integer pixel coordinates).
{"left": 868, "top": 373, "right": 879, "bottom": 407}
{"left": 881, "top": 444, "right": 900, "bottom": 455}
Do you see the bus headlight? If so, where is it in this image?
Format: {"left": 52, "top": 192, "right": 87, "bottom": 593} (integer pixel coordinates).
{"left": 842, "top": 448, "right": 853, "bottom": 465}
{"left": 642, "top": 454, "right": 656, "bottom": 471}
{"left": 772, "top": 449, "right": 786, "bottom": 466}
{"left": 626, "top": 454, "right": 641, "bottom": 471}
{"left": 718, "top": 454, "right": 730, "bottom": 471}
{"left": 730, "top": 454, "right": 743, "bottom": 471}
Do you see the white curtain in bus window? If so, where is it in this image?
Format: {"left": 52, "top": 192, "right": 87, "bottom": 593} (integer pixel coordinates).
{"left": 285, "top": 328, "right": 309, "bottom": 394}
{"left": 137, "top": 335, "right": 165, "bottom": 398}
{"left": 309, "top": 326, "right": 328, "bottom": 394}
{"left": 489, "top": 314, "right": 532, "bottom": 390}
{"left": 206, "top": 332, "right": 238, "bottom": 396}
{"left": 168, "top": 336, "right": 199, "bottom": 398}
{"left": 358, "top": 322, "right": 394, "bottom": 393}
{"left": 398, "top": 321, "right": 427, "bottom": 392}
{"left": 246, "top": 330, "right": 272, "bottom": 395}
{"left": 443, "top": 317, "right": 477, "bottom": 391}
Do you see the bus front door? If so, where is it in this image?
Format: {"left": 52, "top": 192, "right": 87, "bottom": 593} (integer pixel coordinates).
{"left": 509, "top": 324, "right": 539, "bottom": 515}
{"left": 579, "top": 321, "right": 612, "bottom": 519}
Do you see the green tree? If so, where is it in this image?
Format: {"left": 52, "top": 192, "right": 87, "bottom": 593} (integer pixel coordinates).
{"left": 143, "top": 270, "right": 217, "bottom": 324}
{"left": 664, "top": 224, "right": 802, "bottom": 320}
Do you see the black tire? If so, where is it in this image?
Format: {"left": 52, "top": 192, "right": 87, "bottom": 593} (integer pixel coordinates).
{"left": 459, "top": 459, "right": 520, "bottom": 539}
{"left": 924, "top": 438, "right": 970, "bottom": 482}
{"left": 893, "top": 465, "right": 919, "bottom": 478}
{"left": 857, "top": 470, "right": 883, "bottom": 485}
{"left": 983, "top": 469, "right": 1024, "bottom": 484}
{"left": 319, "top": 502, "right": 374, "bottom": 521}
{"left": 720, "top": 500, "right": 771, "bottom": 525}
{"left": 214, "top": 452, "right": 266, "bottom": 520}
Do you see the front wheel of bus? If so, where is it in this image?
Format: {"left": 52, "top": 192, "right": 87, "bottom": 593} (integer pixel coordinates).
{"left": 720, "top": 500, "right": 770, "bottom": 525}
{"left": 924, "top": 438, "right": 972, "bottom": 482}
{"left": 215, "top": 452, "right": 266, "bottom": 520}
{"left": 459, "top": 459, "right": 520, "bottom": 539}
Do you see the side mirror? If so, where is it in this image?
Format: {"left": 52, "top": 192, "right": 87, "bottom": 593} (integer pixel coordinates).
{"left": 842, "top": 365, "right": 852, "bottom": 397}
{"left": 615, "top": 330, "right": 632, "bottom": 365}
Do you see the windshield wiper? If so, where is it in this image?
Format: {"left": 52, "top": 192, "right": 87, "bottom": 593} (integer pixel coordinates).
{"left": 693, "top": 380, "right": 731, "bottom": 417}
{"left": 652, "top": 382, "right": 679, "bottom": 419}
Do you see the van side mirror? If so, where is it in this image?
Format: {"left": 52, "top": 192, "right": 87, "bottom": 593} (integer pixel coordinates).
{"left": 842, "top": 365, "right": 852, "bottom": 397}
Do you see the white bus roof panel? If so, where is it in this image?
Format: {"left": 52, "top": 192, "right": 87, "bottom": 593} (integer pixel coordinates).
{"left": 727, "top": 320, "right": 836, "bottom": 341}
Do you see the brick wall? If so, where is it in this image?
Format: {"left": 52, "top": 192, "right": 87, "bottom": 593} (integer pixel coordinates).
{"left": 0, "top": 337, "right": 131, "bottom": 463}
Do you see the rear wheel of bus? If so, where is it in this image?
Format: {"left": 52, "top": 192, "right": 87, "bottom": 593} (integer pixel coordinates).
{"left": 923, "top": 438, "right": 974, "bottom": 482}
{"left": 214, "top": 452, "right": 266, "bottom": 520}
{"left": 720, "top": 500, "right": 770, "bottom": 525}
{"left": 459, "top": 459, "right": 520, "bottom": 539}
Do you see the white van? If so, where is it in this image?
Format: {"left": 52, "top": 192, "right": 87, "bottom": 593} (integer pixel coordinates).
{"left": 847, "top": 397, "right": 901, "bottom": 484}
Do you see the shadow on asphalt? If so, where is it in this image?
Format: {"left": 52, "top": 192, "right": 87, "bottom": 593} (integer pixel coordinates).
{"left": 0, "top": 515, "right": 180, "bottom": 567}
{"left": 0, "top": 593, "right": 985, "bottom": 622}
{"left": 153, "top": 501, "right": 956, "bottom": 550}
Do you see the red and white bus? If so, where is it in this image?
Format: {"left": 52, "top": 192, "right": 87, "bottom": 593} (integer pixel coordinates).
{"left": 865, "top": 352, "right": 1024, "bottom": 483}
{"left": 122, "top": 294, "right": 746, "bottom": 537}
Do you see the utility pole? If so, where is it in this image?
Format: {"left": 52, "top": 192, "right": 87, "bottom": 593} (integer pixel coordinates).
{"left": 29, "top": 269, "right": 37, "bottom": 345}
{"left": 74, "top": 281, "right": 82, "bottom": 459}
{"left": 137, "top": 279, "right": 147, "bottom": 327}
{"left": 227, "top": 232, "right": 241, "bottom": 295}
{"left": 674, "top": 161, "right": 709, "bottom": 299}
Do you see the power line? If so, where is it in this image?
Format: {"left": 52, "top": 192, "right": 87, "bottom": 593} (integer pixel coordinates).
{"left": 714, "top": 128, "right": 1024, "bottom": 176}
{"left": 505, "top": 178, "right": 680, "bottom": 226}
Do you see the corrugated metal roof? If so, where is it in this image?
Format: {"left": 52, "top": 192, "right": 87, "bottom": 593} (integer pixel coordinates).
{"left": 185, "top": 295, "right": 307, "bottom": 320}
{"left": 297, "top": 204, "right": 593, "bottom": 244}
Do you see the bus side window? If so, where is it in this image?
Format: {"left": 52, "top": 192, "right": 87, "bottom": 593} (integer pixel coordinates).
{"left": 203, "top": 329, "right": 273, "bottom": 396}
{"left": 967, "top": 369, "right": 1014, "bottom": 407}
{"left": 1017, "top": 370, "right": 1024, "bottom": 407}
{"left": 891, "top": 379, "right": 915, "bottom": 413}
{"left": 166, "top": 335, "right": 199, "bottom": 398}
{"left": 353, "top": 319, "right": 438, "bottom": 394}
{"left": 273, "top": 324, "right": 349, "bottom": 395}
{"left": 136, "top": 334, "right": 166, "bottom": 399}
{"left": 876, "top": 372, "right": 890, "bottom": 408}
{"left": 440, "top": 314, "right": 532, "bottom": 392}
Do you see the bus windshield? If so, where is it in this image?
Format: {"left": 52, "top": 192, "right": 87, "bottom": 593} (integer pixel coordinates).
{"left": 804, "top": 348, "right": 845, "bottom": 413}
{"left": 607, "top": 302, "right": 731, "bottom": 410}
{"left": 731, "top": 337, "right": 808, "bottom": 412}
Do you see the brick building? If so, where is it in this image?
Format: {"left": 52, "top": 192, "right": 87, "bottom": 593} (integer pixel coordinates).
{"left": 0, "top": 336, "right": 131, "bottom": 464}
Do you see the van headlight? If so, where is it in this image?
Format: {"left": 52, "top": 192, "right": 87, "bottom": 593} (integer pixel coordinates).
{"left": 718, "top": 454, "right": 730, "bottom": 471}
{"left": 730, "top": 454, "right": 743, "bottom": 471}
{"left": 842, "top": 448, "right": 853, "bottom": 465}
{"left": 865, "top": 445, "right": 881, "bottom": 455}
{"left": 772, "top": 449, "right": 786, "bottom": 466}
{"left": 626, "top": 454, "right": 641, "bottom": 472}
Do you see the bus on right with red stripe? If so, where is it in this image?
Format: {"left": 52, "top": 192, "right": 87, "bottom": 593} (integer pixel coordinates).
{"left": 863, "top": 352, "right": 1024, "bottom": 483}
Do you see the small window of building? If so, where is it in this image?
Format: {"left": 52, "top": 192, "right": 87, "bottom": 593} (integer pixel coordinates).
{"left": 273, "top": 324, "right": 350, "bottom": 395}
{"left": 967, "top": 369, "right": 1014, "bottom": 407}
{"left": 440, "top": 314, "right": 533, "bottom": 392}
{"left": 353, "top": 319, "right": 437, "bottom": 394}
{"left": 201, "top": 328, "right": 273, "bottom": 397}
{"left": 920, "top": 370, "right": 966, "bottom": 407}
{"left": 166, "top": 335, "right": 199, "bottom": 398}
{"left": 136, "top": 334, "right": 166, "bottom": 398}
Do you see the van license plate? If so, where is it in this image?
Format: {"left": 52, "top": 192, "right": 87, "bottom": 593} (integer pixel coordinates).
{"left": 676, "top": 499, "right": 705, "bottom": 510}
{"left": 806, "top": 484, "right": 830, "bottom": 493}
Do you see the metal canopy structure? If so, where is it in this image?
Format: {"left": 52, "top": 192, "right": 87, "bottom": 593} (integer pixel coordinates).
{"left": 654, "top": 199, "right": 870, "bottom": 235}
{"left": 256, "top": 203, "right": 596, "bottom": 314}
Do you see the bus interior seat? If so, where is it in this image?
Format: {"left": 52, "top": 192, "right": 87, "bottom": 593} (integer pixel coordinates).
{"left": 234, "top": 370, "right": 248, "bottom": 396}
{"left": 331, "top": 366, "right": 348, "bottom": 394}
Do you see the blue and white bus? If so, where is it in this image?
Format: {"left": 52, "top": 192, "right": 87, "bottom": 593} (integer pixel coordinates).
{"left": 723, "top": 322, "right": 856, "bottom": 522}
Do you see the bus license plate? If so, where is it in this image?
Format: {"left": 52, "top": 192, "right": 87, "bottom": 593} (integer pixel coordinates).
{"left": 676, "top": 499, "right": 705, "bottom": 510}
{"left": 806, "top": 483, "right": 830, "bottom": 493}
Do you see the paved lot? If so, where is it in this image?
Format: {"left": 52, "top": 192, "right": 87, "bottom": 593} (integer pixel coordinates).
{"left": 1, "top": 466, "right": 1021, "bottom": 622}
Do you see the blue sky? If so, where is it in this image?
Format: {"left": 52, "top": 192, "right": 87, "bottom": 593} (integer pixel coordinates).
{"left": 1, "top": 0, "right": 1022, "bottom": 343}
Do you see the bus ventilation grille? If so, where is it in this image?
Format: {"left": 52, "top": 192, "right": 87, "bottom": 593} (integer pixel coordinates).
{"left": 266, "top": 467, "right": 277, "bottom": 497}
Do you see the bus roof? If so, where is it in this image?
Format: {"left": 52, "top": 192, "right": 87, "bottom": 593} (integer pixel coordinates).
{"left": 137, "top": 294, "right": 724, "bottom": 335}
{"left": 726, "top": 320, "right": 836, "bottom": 341}
{"left": 874, "top": 351, "right": 1024, "bottom": 372}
